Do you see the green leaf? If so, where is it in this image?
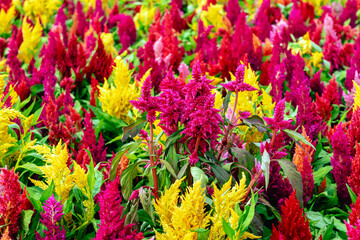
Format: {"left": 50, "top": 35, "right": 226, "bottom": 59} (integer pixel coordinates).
{"left": 347, "top": 184, "right": 357, "bottom": 204}
{"left": 313, "top": 166, "right": 332, "bottom": 185}
{"left": 283, "top": 129, "right": 315, "bottom": 150}
{"left": 209, "top": 163, "right": 231, "bottom": 185}
{"left": 162, "top": 159, "right": 177, "bottom": 179}
{"left": 191, "top": 167, "right": 208, "bottom": 188}
{"left": 121, "top": 118, "right": 146, "bottom": 142}
{"left": 191, "top": 228, "right": 210, "bottom": 240}
{"left": 261, "top": 149, "right": 270, "bottom": 190}
{"left": 40, "top": 181, "right": 55, "bottom": 202}
{"left": 86, "top": 152, "right": 95, "bottom": 194}
{"left": 276, "top": 159, "right": 303, "bottom": 204}
{"left": 120, "top": 161, "right": 142, "bottom": 200}
{"left": 17, "top": 163, "right": 42, "bottom": 175}
{"left": 222, "top": 218, "right": 235, "bottom": 239}
{"left": 243, "top": 115, "right": 267, "bottom": 132}
{"left": 20, "top": 210, "right": 34, "bottom": 234}
{"left": 177, "top": 163, "right": 189, "bottom": 179}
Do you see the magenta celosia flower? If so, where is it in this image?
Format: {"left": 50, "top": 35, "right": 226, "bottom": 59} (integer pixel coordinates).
{"left": 345, "top": 197, "right": 360, "bottom": 239}
{"left": 221, "top": 64, "right": 257, "bottom": 92}
{"left": 130, "top": 75, "right": 161, "bottom": 123}
{"left": 118, "top": 14, "right": 137, "bottom": 51}
{"left": 195, "top": 21, "right": 218, "bottom": 64}
{"left": 0, "top": 169, "right": 23, "bottom": 238}
{"left": 255, "top": 0, "right": 272, "bottom": 41}
{"left": 35, "top": 195, "right": 66, "bottom": 240}
{"left": 75, "top": 1, "right": 88, "bottom": 39}
{"left": 330, "top": 123, "right": 352, "bottom": 204}
{"left": 159, "top": 71, "right": 185, "bottom": 135}
{"left": 226, "top": 0, "right": 241, "bottom": 25}
{"left": 95, "top": 178, "right": 143, "bottom": 240}
{"left": 264, "top": 99, "right": 292, "bottom": 133}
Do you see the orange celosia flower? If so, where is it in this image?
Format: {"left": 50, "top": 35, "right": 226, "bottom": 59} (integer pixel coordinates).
{"left": 293, "top": 127, "right": 314, "bottom": 173}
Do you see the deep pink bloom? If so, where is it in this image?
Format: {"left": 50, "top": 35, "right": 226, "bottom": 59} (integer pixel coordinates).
{"left": 264, "top": 99, "right": 292, "bottom": 132}
{"left": 130, "top": 75, "right": 161, "bottom": 123}
{"left": 226, "top": 0, "right": 241, "bottom": 25}
{"left": 330, "top": 123, "right": 352, "bottom": 204}
{"left": 95, "top": 178, "right": 143, "bottom": 240}
{"left": 221, "top": 64, "right": 257, "bottom": 92}
{"left": 36, "top": 195, "right": 66, "bottom": 240}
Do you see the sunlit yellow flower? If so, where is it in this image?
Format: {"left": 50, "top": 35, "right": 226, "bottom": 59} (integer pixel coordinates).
{"left": 213, "top": 89, "right": 223, "bottom": 110}
{"left": 100, "top": 32, "right": 118, "bottom": 58}
{"left": 134, "top": 4, "right": 156, "bottom": 29}
{"left": 299, "top": 32, "right": 312, "bottom": 55}
{"left": 30, "top": 141, "right": 74, "bottom": 202}
{"left": 311, "top": 51, "right": 323, "bottom": 68}
{"left": 353, "top": 81, "right": 360, "bottom": 112}
{"left": 23, "top": 0, "right": 62, "bottom": 26}
{"left": 98, "top": 56, "right": 139, "bottom": 121}
{"left": 0, "top": 5, "right": 15, "bottom": 35}
{"left": 200, "top": 4, "right": 226, "bottom": 31}
{"left": 18, "top": 17, "right": 43, "bottom": 64}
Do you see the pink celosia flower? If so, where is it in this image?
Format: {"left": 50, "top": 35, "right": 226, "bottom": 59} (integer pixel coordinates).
{"left": 95, "top": 178, "right": 143, "bottom": 240}
{"left": 221, "top": 64, "right": 257, "bottom": 92}
{"left": 35, "top": 195, "right": 66, "bottom": 240}
{"left": 264, "top": 99, "right": 292, "bottom": 133}
{"left": 130, "top": 75, "right": 161, "bottom": 123}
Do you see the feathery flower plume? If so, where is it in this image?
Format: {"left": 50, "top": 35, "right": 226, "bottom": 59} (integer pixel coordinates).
{"left": 330, "top": 123, "right": 352, "bottom": 204}
{"left": 35, "top": 195, "right": 66, "bottom": 240}
{"left": 18, "top": 18, "right": 43, "bottom": 64}
{"left": 345, "top": 197, "right": 360, "bottom": 239}
{"left": 270, "top": 192, "right": 312, "bottom": 240}
{"left": 95, "top": 178, "right": 143, "bottom": 240}
{"left": 221, "top": 64, "right": 257, "bottom": 92}
{"left": 264, "top": 99, "right": 292, "bottom": 133}
{"left": 348, "top": 144, "right": 360, "bottom": 196}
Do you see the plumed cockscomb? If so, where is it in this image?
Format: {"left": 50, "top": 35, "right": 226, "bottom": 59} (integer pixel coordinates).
{"left": 95, "top": 178, "right": 143, "bottom": 240}
{"left": 331, "top": 123, "right": 352, "bottom": 204}
{"left": 271, "top": 192, "right": 312, "bottom": 240}
{"left": 35, "top": 195, "right": 66, "bottom": 240}
{"left": 130, "top": 75, "right": 161, "bottom": 123}
{"left": 348, "top": 109, "right": 360, "bottom": 155}
{"left": 0, "top": 169, "right": 23, "bottom": 238}
{"left": 348, "top": 144, "right": 360, "bottom": 196}
{"left": 221, "top": 64, "right": 257, "bottom": 93}
{"left": 226, "top": 0, "right": 241, "bottom": 26}
{"left": 264, "top": 99, "right": 292, "bottom": 133}
{"left": 345, "top": 197, "right": 360, "bottom": 239}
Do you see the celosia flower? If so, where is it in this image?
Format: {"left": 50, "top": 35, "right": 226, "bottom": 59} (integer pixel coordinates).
{"left": 95, "top": 178, "right": 143, "bottom": 240}
{"left": 264, "top": 99, "right": 292, "bottom": 133}
{"left": 0, "top": 169, "right": 23, "bottom": 238}
{"left": 349, "top": 144, "right": 360, "bottom": 196}
{"left": 0, "top": 4, "right": 15, "bottom": 35}
{"left": 30, "top": 141, "right": 74, "bottom": 202}
{"left": 130, "top": 75, "right": 161, "bottom": 123}
{"left": 35, "top": 195, "right": 66, "bottom": 240}
{"left": 330, "top": 123, "right": 352, "bottom": 204}
{"left": 98, "top": 56, "right": 139, "bottom": 121}
{"left": 270, "top": 192, "right": 312, "bottom": 240}
{"left": 18, "top": 17, "right": 43, "bottom": 64}
{"left": 226, "top": 0, "right": 241, "bottom": 25}
{"left": 345, "top": 197, "right": 360, "bottom": 239}
{"left": 200, "top": 3, "right": 227, "bottom": 31}
{"left": 221, "top": 64, "right": 257, "bottom": 93}
{"left": 100, "top": 33, "right": 118, "bottom": 57}
{"left": 23, "top": 0, "right": 62, "bottom": 26}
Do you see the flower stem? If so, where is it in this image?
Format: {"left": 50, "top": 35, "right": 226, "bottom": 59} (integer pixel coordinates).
{"left": 149, "top": 123, "right": 159, "bottom": 199}
{"left": 230, "top": 91, "right": 238, "bottom": 124}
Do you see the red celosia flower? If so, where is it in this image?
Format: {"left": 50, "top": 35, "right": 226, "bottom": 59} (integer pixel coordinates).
{"left": 95, "top": 178, "right": 144, "bottom": 240}
{"left": 0, "top": 169, "right": 24, "bottom": 238}
{"left": 271, "top": 192, "right": 312, "bottom": 240}
{"left": 348, "top": 109, "right": 360, "bottom": 155}
{"left": 346, "top": 197, "right": 360, "bottom": 239}
{"left": 349, "top": 144, "right": 360, "bottom": 196}
{"left": 226, "top": 0, "right": 241, "bottom": 26}
{"left": 130, "top": 75, "right": 161, "bottom": 123}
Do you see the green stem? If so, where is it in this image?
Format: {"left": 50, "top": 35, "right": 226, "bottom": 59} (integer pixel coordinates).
{"left": 149, "top": 123, "right": 159, "bottom": 199}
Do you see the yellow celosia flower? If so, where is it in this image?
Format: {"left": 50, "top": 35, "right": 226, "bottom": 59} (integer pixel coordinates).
{"left": 353, "top": 81, "right": 360, "bottom": 112}
{"left": 18, "top": 18, "right": 43, "bottom": 64}
{"left": 213, "top": 89, "right": 223, "bottom": 110}
{"left": 200, "top": 4, "right": 226, "bottom": 31}
{"left": 299, "top": 32, "right": 312, "bottom": 55}
{"left": 100, "top": 32, "right": 118, "bottom": 58}
{"left": 303, "top": 0, "right": 329, "bottom": 15}
{"left": 134, "top": 4, "right": 156, "bottom": 29}
{"left": 208, "top": 176, "right": 247, "bottom": 239}
{"left": 30, "top": 142, "right": 74, "bottom": 202}
{"left": 0, "top": 5, "right": 16, "bottom": 35}
{"left": 311, "top": 51, "right": 323, "bottom": 68}
{"left": 154, "top": 175, "right": 259, "bottom": 240}
{"left": 23, "top": 0, "right": 62, "bottom": 26}
{"left": 261, "top": 89, "right": 275, "bottom": 117}
{"left": 154, "top": 179, "right": 210, "bottom": 240}
{"left": 0, "top": 59, "right": 6, "bottom": 72}
{"left": 79, "top": 0, "right": 113, "bottom": 11}
{"left": 98, "top": 56, "right": 139, "bottom": 121}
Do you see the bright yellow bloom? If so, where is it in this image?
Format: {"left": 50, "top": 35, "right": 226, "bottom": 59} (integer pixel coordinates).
{"left": 0, "top": 5, "right": 16, "bottom": 35}
{"left": 30, "top": 142, "right": 74, "bottom": 202}
{"left": 213, "top": 89, "right": 223, "bottom": 110}
{"left": 18, "top": 18, "right": 43, "bottom": 64}
{"left": 98, "top": 56, "right": 139, "bottom": 121}
{"left": 134, "top": 4, "right": 156, "bottom": 29}
{"left": 261, "top": 89, "right": 275, "bottom": 117}
{"left": 311, "top": 51, "right": 323, "bottom": 68}
{"left": 23, "top": 0, "right": 62, "bottom": 26}
{"left": 200, "top": 4, "right": 226, "bottom": 31}
{"left": 299, "top": 32, "right": 312, "bottom": 55}
{"left": 208, "top": 176, "right": 247, "bottom": 239}
{"left": 100, "top": 32, "right": 118, "bottom": 58}
{"left": 155, "top": 179, "right": 210, "bottom": 240}
{"left": 353, "top": 81, "right": 360, "bottom": 112}
{"left": 154, "top": 175, "right": 258, "bottom": 240}
{"left": 303, "top": 0, "right": 329, "bottom": 15}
